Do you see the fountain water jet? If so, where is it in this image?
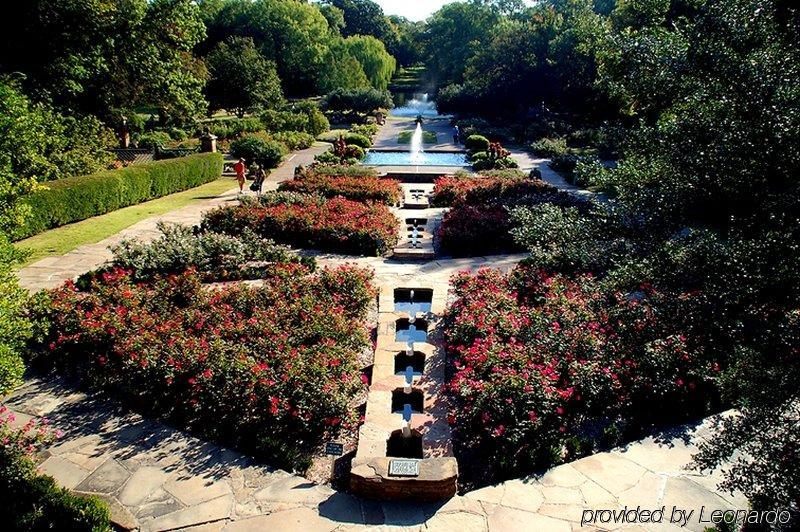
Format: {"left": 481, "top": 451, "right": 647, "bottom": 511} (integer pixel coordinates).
{"left": 410, "top": 123, "right": 424, "bottom": 164}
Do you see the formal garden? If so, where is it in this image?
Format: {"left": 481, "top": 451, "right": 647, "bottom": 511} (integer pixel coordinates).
{"left": 0, "top": 0, "right": 797, "bottom": 529}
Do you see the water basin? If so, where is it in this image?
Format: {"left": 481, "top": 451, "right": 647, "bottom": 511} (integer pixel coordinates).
{"left": 394, "top": 288, "right": 432, "bottom": 315}
{"left": 364, "top": 151, "right": 468, "bottom": 167}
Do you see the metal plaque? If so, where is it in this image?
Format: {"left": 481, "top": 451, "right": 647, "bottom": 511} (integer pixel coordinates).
{"left": 388, "top": 459, "right": 420, "bottom": 477}
{"left": 325, "top": 442, "right": 344, "bottom": 456}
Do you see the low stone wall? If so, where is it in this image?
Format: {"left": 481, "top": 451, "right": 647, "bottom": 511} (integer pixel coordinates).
{"left": 350, "top": 457, "right": 458, "bottom": 502}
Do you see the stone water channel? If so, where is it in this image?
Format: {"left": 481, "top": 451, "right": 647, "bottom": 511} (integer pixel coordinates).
{"left": 351, "top": 181, "right": 460, "bottom": 499}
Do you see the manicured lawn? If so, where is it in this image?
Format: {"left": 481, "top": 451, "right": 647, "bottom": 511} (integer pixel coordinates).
{"left": 15, "top": 178, "right": 238, "bottom": 267}
{"left": 398, "top": 130, "right": 438, "bottom": 144}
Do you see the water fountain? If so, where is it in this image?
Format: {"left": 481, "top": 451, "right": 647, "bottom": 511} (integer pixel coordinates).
{"left": 350, "top": 285, "right": 458, "bottom": 500}
{"left": 410, "top": 123, "right": 424, "bottom": 164}
{"left": 390, "top": 93, "right": 442, "bottom": 118}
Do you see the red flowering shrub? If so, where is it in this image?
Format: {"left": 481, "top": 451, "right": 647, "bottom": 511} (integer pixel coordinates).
{"left": 432, "top": 175, "right": 553, "bottom": 207}
{"left": 203, "top": 193, "right": 399, "bottom": 256}
{"left": 28, "top": 264, "right": 376, "bottom": 470}
{"left": 438, "top": 204, "right": 520, "bottom": 257}
{"left": 444, "top": 266, "right": 718, "bottom": 479}
{"left": 279, "top": 171, "right": 402, "bottom": 204}
{"left": 435, "top": 175, "right": 591, "bottom": 257}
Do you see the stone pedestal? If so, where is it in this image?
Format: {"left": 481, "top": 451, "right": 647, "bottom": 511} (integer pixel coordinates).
{"left": 200, "top": 133, "right": 218, "bottom": 153}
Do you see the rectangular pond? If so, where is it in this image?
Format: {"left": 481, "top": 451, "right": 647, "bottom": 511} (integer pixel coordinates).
{"left": 364, "top": 151, "right": 469, "bottom": 167}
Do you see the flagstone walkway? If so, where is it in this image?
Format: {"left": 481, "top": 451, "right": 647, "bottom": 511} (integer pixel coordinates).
{"left": 6, "top": 373, "right": 744, "bottom": 532}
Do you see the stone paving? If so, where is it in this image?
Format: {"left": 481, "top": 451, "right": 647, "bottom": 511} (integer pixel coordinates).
{"left": 6, "top": 375, "right": 745, "bottom": 531}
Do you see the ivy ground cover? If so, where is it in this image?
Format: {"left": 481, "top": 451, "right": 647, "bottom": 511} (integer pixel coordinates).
{"left": 203, "top": 192, "right": 399, "bottom": 256}
{"left": 28, "top": 263, "right": 375, "bottom": 470}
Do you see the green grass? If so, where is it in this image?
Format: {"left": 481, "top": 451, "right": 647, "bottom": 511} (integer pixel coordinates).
{"left": 316, "top": 129, "right": 350, "bottom": 143}
{"left": 15, "top": 177, "right": 238, "bottom": 267}
{"left": 390, "top": 65, "right": 426, "bottom": 90}
{"left": 398, "top": 130, "right": 438, "bottom": 144}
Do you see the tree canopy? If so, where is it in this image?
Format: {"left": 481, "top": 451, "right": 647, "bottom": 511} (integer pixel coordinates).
{"left": 205, "top": 37, "right": 283, "bottom": 116}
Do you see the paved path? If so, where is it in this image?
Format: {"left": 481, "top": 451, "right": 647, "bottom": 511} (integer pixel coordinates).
{"left": 16, "top": 144, "right": 328, "bottom": 293}
{"left": 6, "top": 374, "right": 744, "bottom": 532}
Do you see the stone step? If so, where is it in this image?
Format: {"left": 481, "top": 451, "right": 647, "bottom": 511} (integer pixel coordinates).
{"left": 392, "top": 248, "right": 436, "bottom": 261}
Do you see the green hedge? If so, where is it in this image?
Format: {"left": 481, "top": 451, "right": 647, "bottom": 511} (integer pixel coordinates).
{"left": 17, "top": 153, "right": 223, "bottom": 240}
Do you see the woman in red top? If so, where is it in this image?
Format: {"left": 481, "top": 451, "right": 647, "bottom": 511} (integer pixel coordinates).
{"left": 233, "top": 158, "right": 247, "bottom": 193}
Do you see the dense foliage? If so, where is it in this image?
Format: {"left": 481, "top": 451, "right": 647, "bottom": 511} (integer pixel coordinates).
{"left": 0, "top": 408, "right": 111, "bottom": 531}
{"left": 322, "top": 88, "right": 393, "bottom": 118}
{"left": 435, "top": 174, "right": 589, "bottom": 257}
{"left": 19, "top": 153, "right": 223, "bottom": 240}
{"left": 103, "top": 222, "right": 313, "bottom": 282}
{"left": 0, "top": 81, "right": 113, "bottom": 188}
{"left": 203, "top": 193, "right": 399, "bottom": 256}
{"left": 28, "top": 265, "right": 375, "bottom": 470}
{"left": 445, "top": 266, "right": 718, "bottom": 480}
{"left": 0, "top": 240, "right": 29, "bottom": 395}
{"left": 229, "top": 134, "right": 286, "bottom": 169}
{"left": 2, "top": 0, "right": 208, "bottom": 124}
{"left": 205, "top": 36, "right": 284, "bottom": 116}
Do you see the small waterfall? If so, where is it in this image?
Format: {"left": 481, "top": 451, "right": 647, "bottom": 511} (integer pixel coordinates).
{"left": 391, "top": 92, "right": 441, "bottom": 118}
{"left": 410, "top": 123, "right": 424, "bottom": 164}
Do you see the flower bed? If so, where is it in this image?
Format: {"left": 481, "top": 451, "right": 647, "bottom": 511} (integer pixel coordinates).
{"left": 431, "top": 174, "right": 554, "bottom": 207}
{"left": 203, "top": 193, "right": 399, "bottom": 256}
{"left": 28, "top": 264, "right": 375, "bottom": 470}
{"left": 444, "top": 266, "right": 718, "bottom": 482}
{"left": 435, "top": 174, "right": 591, "bottom": 256}
{"left": 438, "top": 204, "right": 519, "bottom": 257}
{"left": 279, "top": 170, "right": 402, "bottom": 204}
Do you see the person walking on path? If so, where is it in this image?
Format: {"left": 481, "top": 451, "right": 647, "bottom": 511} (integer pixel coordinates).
{"left": 234, "top": 158, "right": 247, "bottom": 193}
{"left": 453, "top": 125, "right": 460, "bottom": 144}
{"left": 251, "top": 164, "right": 266, "bottom": 196}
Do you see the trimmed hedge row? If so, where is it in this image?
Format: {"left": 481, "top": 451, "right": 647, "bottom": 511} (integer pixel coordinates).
{"left": 17, "top": 153, "right": 223, "bottom": 240}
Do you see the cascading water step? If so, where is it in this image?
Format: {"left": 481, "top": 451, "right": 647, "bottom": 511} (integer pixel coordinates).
{"left": 350, "top": 283, "right": 458, "bottom": 501}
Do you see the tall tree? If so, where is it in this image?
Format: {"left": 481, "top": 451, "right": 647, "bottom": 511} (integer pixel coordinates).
{"left": 0, "top": 0, "right": 208, "bottom": 123}
{"left": 423, "top": 2, "right": 500, "bottom": 85}
{"left": 205, "top": 37, "right": 283, "bottom": 116}
{"left": 325, "top": 0, "right": 390, "bottom": 40}
{"left": 343, "top": 36, "right": 396, "bottom": 90}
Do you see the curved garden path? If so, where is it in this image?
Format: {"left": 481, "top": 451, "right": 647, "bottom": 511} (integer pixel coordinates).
{"left": 7, "top": 136, "right": 748, "bottom": 531}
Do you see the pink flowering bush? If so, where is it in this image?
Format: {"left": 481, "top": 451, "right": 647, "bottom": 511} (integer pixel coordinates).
{"left": 444, "top": 266, "right": 719, "bottom": 479}
{"left": 203, "top": 193, "right": 399, "bottom": 256}
{"left": 438, "top": 204, "right": 519, "bottom": 257}
{"left": 28, "top": 264, "right": 376, "bottom": 470}
{"left": 279, "top": 169, "right": 402, "bottom": 204}
{"left": 0, "top": 407, "right": 110, "bottom": 529}
{"left": 435, "top": 174, "right": 591, "bottom": 257}
{"left": 432, "top": 174, "right": 553, "bottom": 207}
